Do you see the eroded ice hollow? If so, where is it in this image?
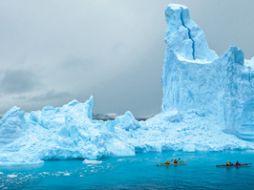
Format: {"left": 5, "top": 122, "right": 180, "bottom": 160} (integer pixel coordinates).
{"left": 0, "top": 4, "right": 254, "bottom": 165}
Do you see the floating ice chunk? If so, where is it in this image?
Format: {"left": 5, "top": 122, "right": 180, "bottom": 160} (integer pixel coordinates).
{"left": 7, "top": 174, "right": 17, "bottom": 178}
{"left": 63, "top": 172, "right": 71, "bottom": 176}
{"left": 83, "top": 159, "right": 102, "bottom": 165}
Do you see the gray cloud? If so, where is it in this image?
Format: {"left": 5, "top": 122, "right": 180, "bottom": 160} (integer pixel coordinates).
{"left": 0, "top": 0, "right": 254, "bottom": 117}
{"left": 61, "top": 58, "right": 94, "bottom": 71}
{"left": 0, "top": 70, "right": 39, "bottom": 94}
{"left": 30, "top": 90, "right": 71, "bottom": 102}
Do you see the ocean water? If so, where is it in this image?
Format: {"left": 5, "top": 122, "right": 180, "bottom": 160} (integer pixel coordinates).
{"left": 1, "top": 151, "right": 254, "bottom": 190}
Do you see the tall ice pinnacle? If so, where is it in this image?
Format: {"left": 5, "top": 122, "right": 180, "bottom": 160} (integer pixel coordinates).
{"left": 162, "top": 4, "right": 254, "bottom": 141}
{"left": 164, "top": 4, "right": 217, "bottom": 61}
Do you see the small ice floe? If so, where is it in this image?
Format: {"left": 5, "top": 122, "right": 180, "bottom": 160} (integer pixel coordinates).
{"left": 0, "top": 172, "right": 4, "bottom": 175}
{"left": 83, "top": 159, "right": 102, "bottom": 165}
{"left": 40, "top": 172, "right": 50, "bottom": 177}
{"left": 63, "top": 172, "right": 71, "bottom": 176}
{"left": 55, "top": 171, "right": 71, "bottom": 176}
{"left": 7, "top": 174, "right": 17, "bottom": 178}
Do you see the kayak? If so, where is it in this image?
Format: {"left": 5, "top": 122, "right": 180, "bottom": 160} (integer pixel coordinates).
{"left": 216, "top": 163, "right": 251, "bottom": 168}
{"left": 157, "top": 161, "right": 185, "bottom": 167}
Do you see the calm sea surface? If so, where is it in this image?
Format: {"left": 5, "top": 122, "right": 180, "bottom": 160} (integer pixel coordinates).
{"left": 1, "top": 151, "right": 254, "bottom": 190}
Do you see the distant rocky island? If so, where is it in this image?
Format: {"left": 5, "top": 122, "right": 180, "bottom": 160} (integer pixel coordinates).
{"left": 93, "top": 113, "right": 148, "bottom": 121}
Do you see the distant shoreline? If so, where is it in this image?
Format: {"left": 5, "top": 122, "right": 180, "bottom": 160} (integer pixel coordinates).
{"left": 93, "top": 113, "right": 148, "bottom": 121}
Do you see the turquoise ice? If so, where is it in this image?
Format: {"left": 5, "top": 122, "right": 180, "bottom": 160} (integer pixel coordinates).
{"left": 161, "top": 4, "right": 254, "bottom": 140}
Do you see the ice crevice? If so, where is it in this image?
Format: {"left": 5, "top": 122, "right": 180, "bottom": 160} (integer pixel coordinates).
{"left": 179, "top": 7, "right": 196, "bottom": 60}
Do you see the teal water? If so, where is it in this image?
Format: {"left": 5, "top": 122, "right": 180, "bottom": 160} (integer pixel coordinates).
{"left": 1, "top": 151, "right": 254, "bottom": 190}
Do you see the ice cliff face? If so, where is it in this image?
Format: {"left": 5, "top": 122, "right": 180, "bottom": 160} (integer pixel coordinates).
{"left": 0, "top": 4, "right": 254, "bottom": 165}
{"left": 162, "top": 4, "right": 254, "bottom": 141}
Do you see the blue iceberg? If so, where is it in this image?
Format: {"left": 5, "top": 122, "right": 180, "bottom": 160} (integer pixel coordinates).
{"left": 162, "top": 4, "right": 254, "bottom": 141}
{"left": 0, "top": 4, "right": 254, "bottom": 165}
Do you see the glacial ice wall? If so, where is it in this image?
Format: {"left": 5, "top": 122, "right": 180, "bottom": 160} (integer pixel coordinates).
{"left": 162, "top": 4, "right": 254, "bottom": 140}
{"left": 0, "top": 4, "right": 254, "bottom": 166}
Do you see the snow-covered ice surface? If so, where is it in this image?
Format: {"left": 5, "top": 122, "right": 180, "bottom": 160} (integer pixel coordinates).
{"left": 0, "top": 4, "right": 254, "bottom": 165}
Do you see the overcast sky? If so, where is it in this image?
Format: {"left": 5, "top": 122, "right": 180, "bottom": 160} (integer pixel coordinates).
{"left": 0, "top": 0, "right": 254, "bottom": 117}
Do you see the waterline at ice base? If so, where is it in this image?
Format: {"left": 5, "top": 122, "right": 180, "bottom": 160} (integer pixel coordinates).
{"left": 1, "top": 4, "right": 254, "bottom": 166}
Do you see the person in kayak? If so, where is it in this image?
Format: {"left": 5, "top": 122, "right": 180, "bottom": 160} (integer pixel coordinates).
{"left": 226, "top": 161, "right": 233, "bottom": 166}
{"left": 173, "top": 159, "right": 178, "bottom": 164}
{"left": 165, "top": 160, "right": 170, "bottom": 165}
{"left": 235, "top": 161, "right": 240, "bottom": 166}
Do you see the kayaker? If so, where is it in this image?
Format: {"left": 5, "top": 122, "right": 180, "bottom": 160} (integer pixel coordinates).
{"left": 173, "top": 159, "right": 178, "bottom": 164}
{"left": 165, "top": 160, "right": 170, "bottom": 165}
{"left": 226, "top": 161, "right": 232, "bottom": 166}
{"left": 235, "top": 161, "right": 240, "bottom": 166}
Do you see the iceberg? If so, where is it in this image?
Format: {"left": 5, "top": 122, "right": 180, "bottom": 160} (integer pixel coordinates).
{"left": 0, "top": 4, "right": 254, "bottom": 165}
{"left": 0, "top": 97, "right": 140, "bottom": 165}
{"left": 162, "top": 4, "right": 254, "bottom": 141}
